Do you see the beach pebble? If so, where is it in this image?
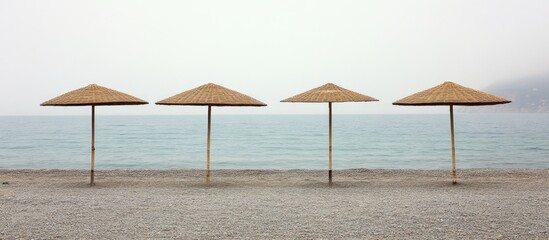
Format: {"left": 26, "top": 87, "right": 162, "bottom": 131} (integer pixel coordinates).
{"left": 0, "top": 169, "right": 548, "bottom": 239}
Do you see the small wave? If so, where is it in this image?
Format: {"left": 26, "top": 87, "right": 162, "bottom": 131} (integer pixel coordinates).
{"left": 522, "top": 147, "right": 548, "bottom": 151}
{"left": 8, "top": 145, "right": 35, "bottom": 150}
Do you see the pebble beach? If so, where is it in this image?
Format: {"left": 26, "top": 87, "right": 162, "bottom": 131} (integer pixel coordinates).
{"left": 1, "top": 169, "right": 548, "bottom": 239}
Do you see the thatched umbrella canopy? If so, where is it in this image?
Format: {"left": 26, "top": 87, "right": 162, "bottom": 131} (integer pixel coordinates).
{"left": 281, "top": 83, "right": 378, "bottom": 184}
{"left": 156, "top": 83, "right": 266, "bottom": 181}
{"left": 41, "top": 84, "right": 148, "bottom": 185}
{"left": 393, "top": 81, "right": 511, "bottom": 183}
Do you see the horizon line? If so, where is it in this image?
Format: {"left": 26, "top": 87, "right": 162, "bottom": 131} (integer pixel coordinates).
{"left": 0, "top": 112, "right": 543, "bottom": 117}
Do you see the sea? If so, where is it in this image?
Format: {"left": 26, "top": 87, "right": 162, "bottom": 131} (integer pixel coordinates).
{"left": 0, "top": 114, "right": 547, "bottom": 170}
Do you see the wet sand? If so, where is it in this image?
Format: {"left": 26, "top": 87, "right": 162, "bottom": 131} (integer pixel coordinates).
{"left": 1, "top": 169, "right": 548, "bottom": 239}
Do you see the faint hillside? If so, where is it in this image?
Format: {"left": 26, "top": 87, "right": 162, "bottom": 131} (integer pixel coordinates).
{"left": 459, "top": 76, "right": 549, "bottom": 113}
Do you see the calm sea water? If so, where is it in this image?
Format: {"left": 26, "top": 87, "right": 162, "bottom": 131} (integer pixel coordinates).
{"left": 0, "top": 114, "right": 547, "bottom": 170}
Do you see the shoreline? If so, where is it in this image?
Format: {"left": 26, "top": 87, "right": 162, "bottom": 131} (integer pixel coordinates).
{"left": 2, "top": 168, "right": 548, "bottom": 182}
{"left": 2, "top": 169, "right": 548, "bottom": 239}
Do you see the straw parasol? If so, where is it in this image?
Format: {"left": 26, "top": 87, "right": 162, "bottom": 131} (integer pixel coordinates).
{"left": 156, "top": 83, "right": 267, "bottom": 182}
{"left": 41, "top": 84, "right": 148, "bottom": 185}
{"left": 393, "top": 81, "right": 511, "bottom": 183}
{"left": 281, "top": 83, "right": 378, "bottom": 184}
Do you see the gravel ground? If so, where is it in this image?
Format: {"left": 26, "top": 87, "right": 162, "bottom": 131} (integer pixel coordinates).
{"left": 1, "top": 169, "right": 548, "bottom": 239}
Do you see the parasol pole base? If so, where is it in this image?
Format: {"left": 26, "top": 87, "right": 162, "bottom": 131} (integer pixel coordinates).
{"left": 89, "top": 170, "right": 95, "bottom": 186}
{"left": 328, "top": 170, "right": 333, "bottom": 186}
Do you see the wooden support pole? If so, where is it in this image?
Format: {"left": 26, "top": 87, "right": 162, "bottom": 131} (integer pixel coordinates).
{"left": 91, "top": 105, "right": 95, "bottom": 186}
{"left": 450, "top": 105, "right": 457, "bottom": 184}
{"left": 329, "top": 102, "right": 333, "bottom": 185}
{"left": 206, "top": 105, "right": 211, "bottom": 183}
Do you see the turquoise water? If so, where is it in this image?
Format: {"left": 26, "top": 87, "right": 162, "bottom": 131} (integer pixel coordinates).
{"left": 0, "top": 114, "right": 547, "bottom": 170}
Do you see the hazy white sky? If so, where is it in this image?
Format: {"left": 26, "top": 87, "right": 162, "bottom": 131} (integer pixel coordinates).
{"left": 1, "top": 0, "right": 549, "bottom": 115}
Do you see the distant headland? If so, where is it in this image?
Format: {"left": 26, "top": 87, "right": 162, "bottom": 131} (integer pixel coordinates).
{"left": 459, "top": 76, "right": 549, "bottom": 113}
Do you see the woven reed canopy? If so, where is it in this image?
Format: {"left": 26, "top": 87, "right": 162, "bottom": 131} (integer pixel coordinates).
{"left": 41, "top": 84, "right": 148, "bottom": 106}
{"left": 156, "top": 83, "right": 266, "bottom": 106}
{"left": 281, "top": 83, "right": 378, "bottom": 103}
{"left": 393, "top": 81, "right": 510, "bottom": 106}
